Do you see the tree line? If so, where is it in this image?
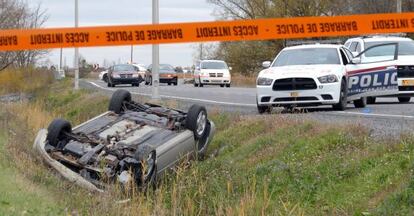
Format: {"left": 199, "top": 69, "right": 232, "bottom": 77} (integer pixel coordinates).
{"left": 204, "top": 0, "right": 414, "bottom": 75}
{"left": 0, "top": 0, "right": 48, "bottom": 71}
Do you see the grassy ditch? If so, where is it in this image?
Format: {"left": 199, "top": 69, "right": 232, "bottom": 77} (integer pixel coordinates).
{"left": 0, "top": 76, "right": 414, "bottom": 215}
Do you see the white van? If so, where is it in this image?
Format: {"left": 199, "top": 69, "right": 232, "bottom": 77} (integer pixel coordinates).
{"left": 193, "top": 60, "right": 231, "bottom": 87}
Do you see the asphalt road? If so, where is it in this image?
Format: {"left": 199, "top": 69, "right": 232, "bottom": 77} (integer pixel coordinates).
{"left": 83, "top": 79, "right": 414, "bottom": 137}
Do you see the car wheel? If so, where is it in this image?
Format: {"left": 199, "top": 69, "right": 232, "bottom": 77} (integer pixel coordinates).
{"left": 103, "top": 75, "right": 108, "bottom": 83}
{"left": 168, "top": 82, "right": 171, "bottom": 86}
{"left": 367, "top": 97, "right": 376, "bottom": 104}
{"left": 220, "top": 84, "right": 224, "bottom": 87}
{"left": 199, "top": 79, "right": 204, "bottom": 87}
{"left": 257, "top": 97, "right": 271, "bottom": 114}
{"left": 186, "top": 105, "right": 208, "bottom": 140}
{"left": 226, "top": 84, "right": 231, "bottom": 88}
{"left": 173, "top": 82, "right": 178, "bottom": 86}
{"left": 398, "top": 97, "right": 411, "bottom": 103}
{"left": 47, "top": 118, "right": 72, "bottom": 148}
{"left": 332, "top": 79, "right": 347, "bottom": 111}
{"left": 108, "top": 89, "right": 131, "bottom": 114}
{"left": 194, "top": 82, "right": 199, "bottom": 87}
{"left": 354, "top": 97, "right": 367, "bottom": 108}
{"left": 257, "top": 105, "right": 271, "bottom": 114}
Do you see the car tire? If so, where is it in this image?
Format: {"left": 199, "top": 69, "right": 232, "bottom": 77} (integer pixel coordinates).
{"left": 257, "top": 105, "right": 271, "bottom": 114}
{"left": 103, "top": 75, "right": 108, "bottom": 83}
{"left": 168, "top": 82, "right": 171, "bottom": 86}
{"left": 367, "top": 97, "right": 376, "bottom": 104}
{"left": 398, "top": 97, "right": 411, "bottom": 103}
{"left": 332, "top": 79, "right": 347, "bottom": 111}
{"left": 257, "top": 97, "right": 271, "bottom": 114}
{"left": 199, "top": 79, "right": 204, "bottom": 87}
{"left": 186, "top": 105, "right": 208, "bottom": 140}
{"left": 220, "top": 84, "right": 224, "bottom": 87}
{"left": 194, "top": 82, "right": 199, "bottom": 87}
{"left": 108, "top": 89, "right": 131, "bottom": 114}
{"left": 47, "top": 118, "right": 72, "bottom": 148}
{"left": 226, "top": 84, "right": 231, "bottom": 88}
{"left": 354, "top": 97, "right": 367, "bottom": 108}
{"left": 173, "top": 82, "right": 178, "bottom": 86}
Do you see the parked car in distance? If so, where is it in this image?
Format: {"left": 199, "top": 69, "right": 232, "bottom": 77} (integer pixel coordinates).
{"left": 193, "top": 60, "right": 232, "bottom": 87}
{"left": 344, "top": 35, "right": 414, "bottom": 103}
{"left": 33, "top": 89, "right": 215, "bottom": 192}
{"left": 145, "top": 64, "right": 178, "bottom": 86}
{"left": 107, "top": 64, "right": 143, "bottom": 87}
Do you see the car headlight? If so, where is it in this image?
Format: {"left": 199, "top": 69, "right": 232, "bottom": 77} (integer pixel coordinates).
{"left": 132, "top": 73, "right": 139, "bottom": 78}
{"left": 318, "top": 75, "right": 338, "bottom": 83}
{"left": 257, "top": 77, "right": 273, "bottom": 86}
{"left": 113, "top": 74, "right": 120, "bottom": 78}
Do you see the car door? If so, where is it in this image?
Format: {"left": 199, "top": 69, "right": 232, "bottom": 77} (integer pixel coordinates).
{"left": 345, "top": 43, "right": 399, "bottom": 100}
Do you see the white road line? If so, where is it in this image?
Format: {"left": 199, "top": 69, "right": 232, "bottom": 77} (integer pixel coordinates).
{"left": 87, "top": 81, "right": 257, "bottom": 107}
{"left": 333, "top": 111, "right": 414, "bottom": 119}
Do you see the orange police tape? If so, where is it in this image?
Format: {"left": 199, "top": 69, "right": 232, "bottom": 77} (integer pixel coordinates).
{"left": 1, "top": 12, "right": 414, "bottom": 51}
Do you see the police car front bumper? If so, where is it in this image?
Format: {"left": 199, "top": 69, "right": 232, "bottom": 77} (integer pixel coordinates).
{"left": 257, "top": 82, "right": 341, "bottom": 106}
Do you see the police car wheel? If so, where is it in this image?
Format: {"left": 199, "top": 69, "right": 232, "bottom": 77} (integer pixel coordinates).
{"left": 333, "top": 79, "right": 347, "bottom": 111}
{"left": 354, "top": 97, "right": 367, "bottom": 108}
{"left": 398, "top": 97, "right": 411, "bottom": 103}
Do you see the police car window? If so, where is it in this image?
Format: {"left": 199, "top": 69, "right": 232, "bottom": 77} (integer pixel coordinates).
{"left": 356, "top": 42, "right": 362, "bottom": 52}
{"left": 365, "top": 41, "right": 414, "bottom": 56}
{"left": 273, "top": 48, "right": 340, "bottom": 66}
{"left": 359, "top": 44, "right": 397, "bottom": 63}
{"left": 349, "top": 42, "right": 358, "bottom": 52}
{"left": 344, "top": 42, "right": 351, "bottom": 47}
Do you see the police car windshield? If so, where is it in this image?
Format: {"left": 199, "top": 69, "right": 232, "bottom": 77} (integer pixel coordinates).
{"left": 201, "top": 62, "right": 228, "bottom": 69}
{"left": 273, "top": 48, "right": 340, "bottom": 67}
{"left": 365, "top": 41, "right": 414, "bottom": 56}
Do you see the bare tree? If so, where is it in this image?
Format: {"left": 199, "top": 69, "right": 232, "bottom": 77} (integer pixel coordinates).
{"left": 0, "top": 0, "right": 48, "bottom": 71}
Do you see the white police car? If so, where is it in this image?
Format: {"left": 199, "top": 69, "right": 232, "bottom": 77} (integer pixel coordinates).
{"left": 345, "top": 36, "right": 414, "bottom": 103}
{"left": 256, "top": 43, "right": 399, "bottom": 113}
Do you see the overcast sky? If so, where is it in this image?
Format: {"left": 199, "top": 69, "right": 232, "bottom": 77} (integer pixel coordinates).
{"left": 28, "top": 0, "right": 217, "bottom": 68}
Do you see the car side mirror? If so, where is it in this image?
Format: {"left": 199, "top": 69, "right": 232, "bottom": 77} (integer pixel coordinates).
{"left": 351, "top": 57, "right": 361, "bottom": 64}
{"left": 229, "top": 67, "right": 233, "bottom": 71}
{"left": 262, "top": 61, "right": 271, "bottom": 68}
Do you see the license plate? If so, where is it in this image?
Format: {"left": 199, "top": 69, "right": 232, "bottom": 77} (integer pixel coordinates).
{"left": 290, "top": 92, "right": 299, "bottom": 97}
{"left": 402, "top": 80, "right": 414, "bottom": 86}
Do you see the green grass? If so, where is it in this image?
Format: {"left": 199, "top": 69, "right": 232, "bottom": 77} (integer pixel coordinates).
{"left": 0, "top": 132, "right": 64, "bottom": 215}
{"left": 1, "top": 78, "right": 414, "bottom": 215}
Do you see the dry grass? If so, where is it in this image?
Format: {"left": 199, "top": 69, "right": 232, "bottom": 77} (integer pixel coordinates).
{"left": 0, "top": 68, "right": 54, "bottom": 95}
{"left": 231, "top": 74, "right": 256, "bottom": 87}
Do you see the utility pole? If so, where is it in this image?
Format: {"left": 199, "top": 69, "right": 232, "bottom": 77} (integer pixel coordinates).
{"left": 59, "top": 48, "right": 63, "bottom": 70}
{"left": 152, "top": 0, "right": 160, "bottom": 99}
{"left": 397, "top": 0, "right": 402, "bottom": 13}
{"left": 130, "top": 45, "right": 134, "bottom": 63}
{"left": 199, "top": 43, "right": 203, "bottom": 60}
{"left": 74, "top": 0, "right": 79, "bottom": 90}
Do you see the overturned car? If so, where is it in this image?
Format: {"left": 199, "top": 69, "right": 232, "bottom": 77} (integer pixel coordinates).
{"left": 34, "top": 90, "right": 215, "bottom": 192}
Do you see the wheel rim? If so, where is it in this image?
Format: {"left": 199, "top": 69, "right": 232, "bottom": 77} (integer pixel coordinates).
{"left": 196, "top": 111, "right": 207, "bottom": 136}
